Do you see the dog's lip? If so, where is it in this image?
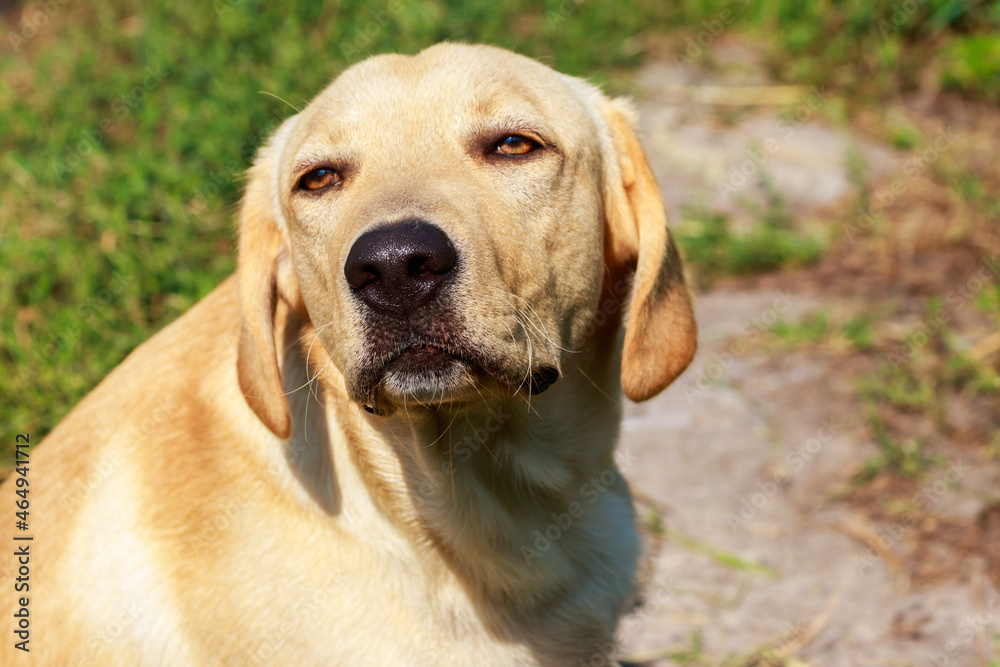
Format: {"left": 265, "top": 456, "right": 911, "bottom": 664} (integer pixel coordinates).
{"left": 358, "top": 335, "right": 558, "bottom": 412}
{"left": 377, "top": 341, "right": 559, "bottom": 390}
{"left": 357, "top": 339, "right": 481, "bottom": 414}
{"left": 396, "top": 342, "right": 452, "bottom": 358}
{"left": 383, "top": 341, "right": 476, "bottom": 371}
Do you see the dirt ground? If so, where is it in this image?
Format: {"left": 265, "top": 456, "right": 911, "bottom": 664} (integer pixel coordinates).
{"left": 616, "top": 45, "right": 1000, "bottom": 667}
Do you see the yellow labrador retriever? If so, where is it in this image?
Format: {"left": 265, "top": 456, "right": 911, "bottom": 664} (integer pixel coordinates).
{"left": 0, "top": 43, "right": 695, "bottom": 666}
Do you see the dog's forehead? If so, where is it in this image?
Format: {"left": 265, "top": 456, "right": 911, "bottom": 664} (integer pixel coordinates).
{"left": 299, "top": 44, "right": 590, "bottom": 138}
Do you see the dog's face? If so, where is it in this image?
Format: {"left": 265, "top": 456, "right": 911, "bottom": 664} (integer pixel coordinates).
{"left": 283, "top": 45, "right": 605, "bottom": 412}
{"left": 236, "top": 43, "right": 696, "bottom": 436}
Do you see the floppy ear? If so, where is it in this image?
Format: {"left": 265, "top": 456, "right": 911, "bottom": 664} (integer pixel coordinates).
{"left": 236, "top": 122, "right": 300, "bottom": 439}
{"left": 601, "top": 98, "right": 697, "bottom": 401}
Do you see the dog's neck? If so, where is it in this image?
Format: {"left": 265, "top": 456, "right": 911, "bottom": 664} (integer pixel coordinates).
{"left": 280, "top": 316, "right": 639, "bottom": 630}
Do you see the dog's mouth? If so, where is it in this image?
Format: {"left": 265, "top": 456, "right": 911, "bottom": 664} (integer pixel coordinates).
{"left": 363, "top": 338, "right": 488, "bottom": 410}
{"left": 385, "top": 342, "right": 466, "bottom": 375}
{"left": 356, "top": 335, "right": 558, "bottom": 415}
{"left": 382, "top": 341, "right": 476, "bottom": 391}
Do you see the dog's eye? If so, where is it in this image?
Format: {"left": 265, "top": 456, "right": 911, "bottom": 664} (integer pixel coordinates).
{"left": 494, "top": 135, "right": 539, "bottom": 156}
{"left": 299, "top": 168, "right": 341, "bottom": 191}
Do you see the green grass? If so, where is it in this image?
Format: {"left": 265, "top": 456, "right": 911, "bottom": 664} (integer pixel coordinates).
{"left": 622, "top": 628, "right": 811, "bottom": 666}
{"left": 769, "top": 313, "right": 832, "bottom": 346}
{"left": 669, "top": 0, "right": 1000, "bottom": 106}
{"left": 856, "top": 290, "right": 998, "bottom": 481}
{"left": 667, "top": 529, "right": 778, "bottom": 578}
{"left": 852, "top": 407, "right": 939, "bottom": 484}
{"left": 675, "top": 209, "right": 826, "bottom": 286}
{"left": 769, "top": 296, "right": 999, "bottom": 483}
{"left": 676, "top": 170, "right": 828, "bottom": 285}
{"left": 767, "top": 310, "right": 882, "bottom": 353}
{"left": 665, "top": 631, "right": 706, "bottom": 666}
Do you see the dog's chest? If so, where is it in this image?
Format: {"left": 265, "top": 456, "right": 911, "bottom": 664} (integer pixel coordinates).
{"left": 225, "top": 542, "right": 541, "bottom": 666}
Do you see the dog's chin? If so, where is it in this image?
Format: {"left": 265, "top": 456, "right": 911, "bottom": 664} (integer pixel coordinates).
{"left": 382, "top": 346, "right": 476, "bottom": 400}
{"left": 360, "top": 345, "right": 481, "bottom": 415}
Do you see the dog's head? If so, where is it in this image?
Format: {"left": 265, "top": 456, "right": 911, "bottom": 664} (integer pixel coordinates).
{"left": 235, "top": 43, "right": 696, "bottom": 438}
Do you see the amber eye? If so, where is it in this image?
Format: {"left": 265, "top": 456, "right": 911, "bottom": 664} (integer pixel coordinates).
{"left": 299, "top": 168, "right": 340, "bottom": 191}
{"left": 494, "top": 135, "right": 539, "bottom": 156}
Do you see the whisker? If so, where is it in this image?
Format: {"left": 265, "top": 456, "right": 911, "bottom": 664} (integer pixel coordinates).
{"left": 259, "top": 90, "right": 303, "bottom": 112}
{"left": 468, "top": 375, "right": 504, "bottom": 468}
{"left": 504, "top": 291, "right": 576, "bottom": 354}
{"left": 280, "top": 321, "right": 336, "bottom": 398}
{"left": 426, "top": 411, "right": 458, "bottom": 449}
{"left": 568, "top": 361, "right": 619, "bottom": 406}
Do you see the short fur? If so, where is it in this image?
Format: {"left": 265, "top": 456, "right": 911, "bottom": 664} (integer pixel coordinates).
{"left": 0, "top": 43, "right": 696, "bottom": 666}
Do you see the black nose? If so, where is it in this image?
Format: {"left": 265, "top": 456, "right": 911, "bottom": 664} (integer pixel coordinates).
{"left": 344, "top": 219, "right": 457, "bottom": 316}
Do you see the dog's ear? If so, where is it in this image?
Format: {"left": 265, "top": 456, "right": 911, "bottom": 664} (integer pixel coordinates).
{"left": 601, "top": 98, "right": 697, "bottom": 401}
{"left": 236, "top": 120, "right": 300, "bottom": 439}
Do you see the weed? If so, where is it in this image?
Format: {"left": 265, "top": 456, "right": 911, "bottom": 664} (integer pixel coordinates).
{"left": 668, "top": 631, "right": 706, "bottom": 665}
{"left": 675, "top": 207, "right": 825, "bottom": 286}
{"left": 668, "top": 530, "right": 778, "bottom": 578}
{"left": 853, "top": 400, "right": 940, "bottom": 484}
{"left": 842, "top": 315, "right": 875, "bottom": 351}
{"left": 769, "top": 313, "right": 831, "bottom": 346}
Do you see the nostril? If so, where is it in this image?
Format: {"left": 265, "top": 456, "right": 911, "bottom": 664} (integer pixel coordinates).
{"left": 427, "top": 244, "right": 456, "bottom": 276}
{"left": 415, "top": 244, "right": 456, "bottom": 279}
{"left": 408, "top": 255, "right": 430, "bottom": 278}
{"left": 359, "top": 265, "right": 380, "bottom": 287}
{"left": 345, "top": 261, "right": 380, "bottom": 290}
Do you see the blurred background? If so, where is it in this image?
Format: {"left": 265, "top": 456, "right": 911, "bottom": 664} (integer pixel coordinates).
{"left": 2, "top": 0, "right": 999, "bottom": 664}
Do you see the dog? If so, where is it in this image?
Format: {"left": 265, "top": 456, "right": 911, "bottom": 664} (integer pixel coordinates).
{"left": 0, "top": 43, "right": 696, "bottom": 666}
